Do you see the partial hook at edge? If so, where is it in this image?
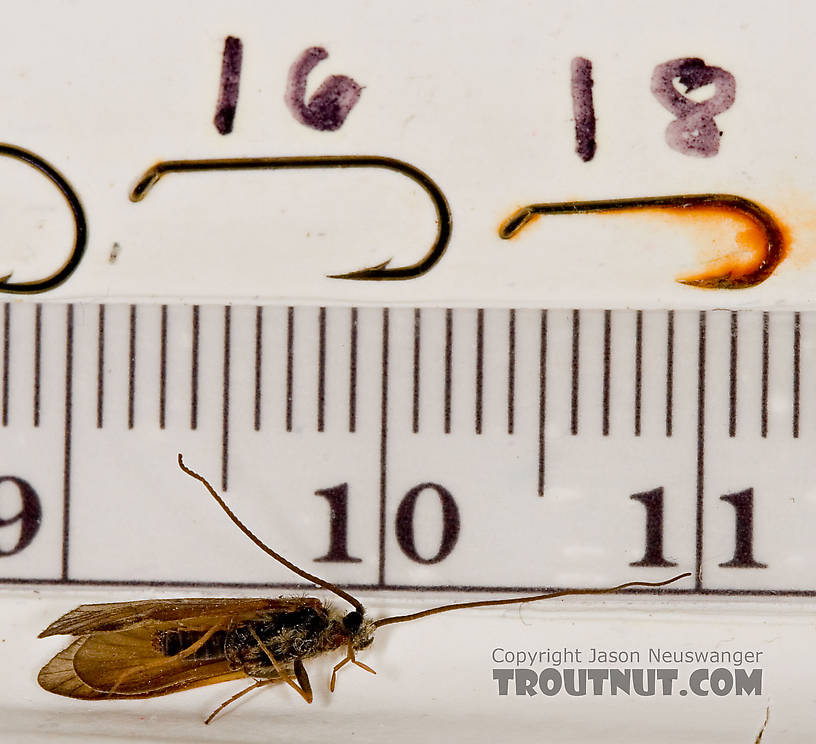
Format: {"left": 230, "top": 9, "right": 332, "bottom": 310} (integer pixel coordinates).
{"left": 499, "top": 194, "right": 786, "bottom": 289}
{"left": 0, "top": 144, "right": 86, "bottom": 294}
{"left": 131, "top": 155, "right": 451, "bottom": 280}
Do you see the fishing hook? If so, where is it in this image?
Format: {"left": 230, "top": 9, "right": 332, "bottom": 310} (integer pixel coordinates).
{"left": 499, "top": 193, "right": 785, "bottom": 289}
{"left": 0, "top": 144, "right": 86, "bottom": 294}
{"left": 130, "top": 155, "right": 451, "bottom": 280}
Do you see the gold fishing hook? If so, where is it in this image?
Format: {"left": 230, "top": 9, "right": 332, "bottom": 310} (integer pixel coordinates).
{"left": 0, "top": 144, "right": 86, "bottom": 294}
{"left": 499, "top": 194, "right": 786, "bottom": 289}
{"left": 130, "top": 155, "right": 451, "bottom": 280}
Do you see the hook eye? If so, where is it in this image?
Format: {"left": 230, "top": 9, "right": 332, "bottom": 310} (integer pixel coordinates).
{"left": 500, "top": 194, "right": 786, "bottom": 289}
{"left": 0, "top": 144, "right": 86, "bottom": 294}
{"left": 130, "top": 155, "right": 451, "bottom": 280}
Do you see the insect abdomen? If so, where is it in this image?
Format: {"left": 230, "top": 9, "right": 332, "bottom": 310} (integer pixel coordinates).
{"left": 155, "top": 629, "right": 228, "bottom": 661}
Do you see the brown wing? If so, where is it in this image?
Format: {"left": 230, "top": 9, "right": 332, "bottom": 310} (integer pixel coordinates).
{"left": 39, "top": 597, "right": 322, "bottom": 638}
{"left": 38, "top": 636, "right": 256, "bottom": 699}
{"left": 38, "top": 617, "right": 289, "bottom": 700}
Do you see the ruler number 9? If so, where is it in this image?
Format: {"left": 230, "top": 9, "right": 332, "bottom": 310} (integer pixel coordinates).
{"left": 0, "top": 476, "right": 42, "bottom": 556}
{"left": 315, "top": 482, "right": 460, "bottom": 565}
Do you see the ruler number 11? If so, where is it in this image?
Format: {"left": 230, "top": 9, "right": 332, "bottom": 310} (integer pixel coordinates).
{"left": 315, "top": 482, "right": 460, "bottom": 565}
{"left": 630, "top": 487, "right": 766, "bottom": 569}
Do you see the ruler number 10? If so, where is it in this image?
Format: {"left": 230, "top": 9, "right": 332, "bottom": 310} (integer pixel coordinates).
{"left": 630, "top": 487, "right": 766, "bottom": 569}
{"left": 315, "top": 482, "right": 460, "bottom": 565}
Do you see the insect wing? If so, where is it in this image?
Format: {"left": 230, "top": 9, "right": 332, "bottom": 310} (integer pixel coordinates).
{"left": 39, "top": 596, "right": 323, "bottom": 637}
{"left": 38, "top": 597, "right": 323, "bottom": 700}
{"left": 39, "top": 612, "right": 297, "bottom": 700}
{"left": 38, "top": 630, "right": 252, "bottom": 700}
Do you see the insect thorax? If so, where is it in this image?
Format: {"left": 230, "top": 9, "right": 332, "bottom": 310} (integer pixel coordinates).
{"left": 224, "top": 605, "right": 349, "bottom": 676}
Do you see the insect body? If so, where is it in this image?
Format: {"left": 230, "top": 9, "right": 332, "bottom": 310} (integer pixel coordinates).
{"left": 38, "top": 596, "right": 374, "bottom": 721}
{"left": 38, "top": 454, "right": 689, "bottom": 723}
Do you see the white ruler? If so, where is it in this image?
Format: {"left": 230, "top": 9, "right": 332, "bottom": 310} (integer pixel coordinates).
{"left": 0, "top": 303, "right": 810, "bottom": 597}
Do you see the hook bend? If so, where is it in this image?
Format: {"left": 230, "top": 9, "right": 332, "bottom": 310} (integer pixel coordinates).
{"left": 0, "top": 143, "right": 86, "bottom": 294}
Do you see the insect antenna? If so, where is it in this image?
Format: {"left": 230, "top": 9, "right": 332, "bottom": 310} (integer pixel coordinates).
{"left": 373, "top": 573, "right": 690, "bottom": 628}
{"left": 178, "top": 453, "right": 364, "bottom": 615}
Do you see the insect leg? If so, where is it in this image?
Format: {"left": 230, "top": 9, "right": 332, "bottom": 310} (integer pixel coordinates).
{"left": 205, "top": 679, "right": 277, "bottom": 725}
{"left": 169, "top": 621, "right": 227, "bottom": 661}
{"left": 330, "top": 654, "right": 350, "bottom": 690}
{"left": 294, "top": 659, "right": 312, "bottom": 701}
{"left": 247, "top": 626, "right": 313, "bottom": 703}
{"left": 330, "top": 641, "right": 376, "bottom": 692}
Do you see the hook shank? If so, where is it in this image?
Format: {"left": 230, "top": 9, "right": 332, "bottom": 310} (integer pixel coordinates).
{"left": 131, "top": 155, "right": 451, "bottom": 280}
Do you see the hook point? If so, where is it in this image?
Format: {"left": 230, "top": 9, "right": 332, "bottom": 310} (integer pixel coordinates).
{"left": 328, "top": 258, "right": 392, "bottom": 280}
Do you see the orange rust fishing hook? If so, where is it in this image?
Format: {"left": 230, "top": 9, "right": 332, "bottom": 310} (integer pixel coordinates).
{"left": 0, "top": 144, "right": 86, "bottom": 294}
{"left": 130, "top": 155, "right": 451, "bottom": 280}
{"left": 499, "top": 194, "right": 786, "bottom": 289}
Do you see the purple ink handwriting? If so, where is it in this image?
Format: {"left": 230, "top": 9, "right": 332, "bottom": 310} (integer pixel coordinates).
{"left": 651, "top": 57, "right": 736, "bottom": 158}
{"left": 213, "top": 36, "right": 243, "bottom": 135}
{"left": 285, "top": 47, "right": 362, "bottom": 131}
{"left": 570, "top": 57, "right": 596, "bottom": 162}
